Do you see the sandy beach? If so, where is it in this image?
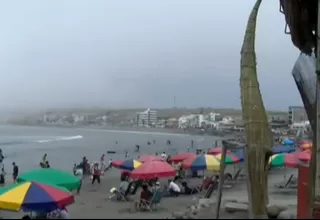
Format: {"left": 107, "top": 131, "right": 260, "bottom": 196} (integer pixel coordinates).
{"left": 0, "top": 125, "right": 298, "bottom": 219}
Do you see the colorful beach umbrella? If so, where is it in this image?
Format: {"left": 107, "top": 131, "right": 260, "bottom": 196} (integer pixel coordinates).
{"left": 269, "top": 153, "right": 302, "bottom": 168}
{"left": 283, "top": 139, "right": 295, "bottom": 145}
{"left": 299, "top": 140, "right": 312, "bottom": 151}
{"left": 207, "top": 147, "right": 230, "bottom": 155}
{"left": 214, "top": 152, "right": 241, "bottom": 164}
{"left": 112, "top": 159, "right": 142, "bottom": 171}
{"left": 272, "top": 144, "right": 296, "bottom": 154}
{"left": 130, "top": 161, "right": 176, "bottom": 179}
{"left": 17, "top": 168, "right": 80, "bottom": 191}
{"left": 138, "top": 155, "right": 163, "bottom": 162}
{"left": 182, "top": 154, "right": 220, "bottom": 171}
{"left": 0, "top": 181, "right": 74, "bottom": 212}
{"left": 168, "top": 152, "right": 196, "bottom": 163}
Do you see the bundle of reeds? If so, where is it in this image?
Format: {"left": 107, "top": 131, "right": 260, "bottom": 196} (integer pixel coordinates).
{"left": 280, "top": 0, "right": 317, "bottom": 55}
{"left": 240, "top": 0, "right": 273, "bottom": 218}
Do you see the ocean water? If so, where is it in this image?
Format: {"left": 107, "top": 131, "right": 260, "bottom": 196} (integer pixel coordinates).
{"left": 0, "top": 125, "right": 218, "bottom": 173}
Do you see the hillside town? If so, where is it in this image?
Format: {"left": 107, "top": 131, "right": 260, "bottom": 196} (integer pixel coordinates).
{"left": 6, "top": 106, "right": 310, "bottom": 136}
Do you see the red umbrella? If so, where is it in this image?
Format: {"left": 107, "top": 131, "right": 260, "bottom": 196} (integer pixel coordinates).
{"left": 130, "top": 161, "right": 176, "bottom": 179}
{"left": 168, "top": 152, "right": 196, "bottom": 163}
{"left": 138, "top": 155, "right": 163, "bottom": 163}
{"left": 207, "top": 147, "right": 230, "bottom": 155}
{"left": 293, "top": 150, "right": 311, "bottom": 162}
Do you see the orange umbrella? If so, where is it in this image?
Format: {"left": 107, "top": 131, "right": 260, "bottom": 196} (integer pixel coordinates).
{"left": 299, "top": 141, "right": 312, "bottom": 151}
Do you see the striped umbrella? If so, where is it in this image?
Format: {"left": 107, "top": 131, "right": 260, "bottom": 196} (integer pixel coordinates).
{"left": 182, "top": 154, "right": 220, "bottom": 171}
{"left": 0, "top": 181, "right": 73, "bottom": 212}
{"left": 112, "top": 159, "right": 142, "bottom": 171}
{"left": 269, "top": 153, "right": 302, "bottom": 168}
{"left": 214, "top": 152, "right": 242, "bottom": 164}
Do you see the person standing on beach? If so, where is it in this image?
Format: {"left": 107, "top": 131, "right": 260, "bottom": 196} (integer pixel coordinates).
{"left": 12, "top": 162, "right": 18, "bottom": 183}
{"left": 125, "top": 151, "right": 129, "bottom": 158}
{"left": 91, "top": 163, "right": 101, "bottom": 184}
{"left": 74, "top": 165, "right": 83, "bottom": 194}
{"left": 100, "top": 154, "right": 105, "bottom": 170}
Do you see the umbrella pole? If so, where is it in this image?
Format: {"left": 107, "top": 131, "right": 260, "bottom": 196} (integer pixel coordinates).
{"left": 214, "top": 142, "right": 227, "bottom": 219}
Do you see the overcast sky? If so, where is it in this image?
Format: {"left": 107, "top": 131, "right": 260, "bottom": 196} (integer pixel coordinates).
{"left": 0, "top": 0, "right": 300, "bottom": 110}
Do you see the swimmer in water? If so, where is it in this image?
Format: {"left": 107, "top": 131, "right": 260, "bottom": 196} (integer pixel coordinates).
{"left": 125, "top": 151, "right": 129, "bottom": 158}
{"left": 147, "top": 141, "right": 151, "bottom": 145}
{"left": 135, "top": 145, "right": 140, "bottom": 152}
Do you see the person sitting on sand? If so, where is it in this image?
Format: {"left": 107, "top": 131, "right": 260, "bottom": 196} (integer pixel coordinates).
{"left": 168, "top": 179, "right": 180, "bottom": 197}
{"left": 181, "top": 181, "right": 198, "bottom": 195}
{"left": 135, "top": 184, "right": 153, "bottom": 210}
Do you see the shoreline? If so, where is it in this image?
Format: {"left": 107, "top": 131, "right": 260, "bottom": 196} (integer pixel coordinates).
{"left": 4, "top": 123, "right": 239, "bottom": 138}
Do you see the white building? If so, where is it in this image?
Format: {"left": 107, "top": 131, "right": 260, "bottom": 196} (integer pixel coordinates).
{"left": 136, "top": 108, "right": 157, "bottom": 127}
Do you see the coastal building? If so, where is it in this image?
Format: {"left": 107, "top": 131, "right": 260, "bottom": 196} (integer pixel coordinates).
{"left": 288, "top": 106, "right": 308, "bottom": 124}
{"left": 136, "top": 108, "right": 157, "bottom": 127}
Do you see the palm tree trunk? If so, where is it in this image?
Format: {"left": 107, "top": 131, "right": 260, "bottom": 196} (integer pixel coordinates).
{"left": 240, "top": 0, "right": 273, "bottom": 218}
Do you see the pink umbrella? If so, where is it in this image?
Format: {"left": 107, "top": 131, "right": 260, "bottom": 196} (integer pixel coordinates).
{"left": 293, "top": 150, "right": 311, "bottom": 162}
{"left": 138, "top": 155, "right": 163, "bottom": 163}
{"left": 130, "top": 161, "right": 176, "bottom": 179}
{"left": 168, "top": 152, "right": 196, "bottom": 163}
{"left": 207, "top": 147, "right": 230, "bottom": 155}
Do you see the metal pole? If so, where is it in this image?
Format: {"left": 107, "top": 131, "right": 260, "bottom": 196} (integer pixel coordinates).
{"left": 214, "top": 141, "right": 227, "bottom": 219}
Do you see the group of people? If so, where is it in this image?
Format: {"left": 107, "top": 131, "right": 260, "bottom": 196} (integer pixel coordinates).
{"left": 0, "top": 149, "right": 19, "bottom": 185}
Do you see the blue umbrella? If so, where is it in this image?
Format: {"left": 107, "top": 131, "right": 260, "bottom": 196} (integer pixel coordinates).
{"left": 283, "top": 139, "right": 295, "bottom": 145}
{"left": 272, "top": 144, "right": 295, "bottom": 154}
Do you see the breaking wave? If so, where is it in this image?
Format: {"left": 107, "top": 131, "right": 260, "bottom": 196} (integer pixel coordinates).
{"left": 34, "top": 135, "right": 83, "bottom": 143}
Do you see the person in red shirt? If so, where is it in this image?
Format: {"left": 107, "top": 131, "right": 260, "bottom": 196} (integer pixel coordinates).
{"left": 92, "top": 163, "right": 101, "bottom": 184}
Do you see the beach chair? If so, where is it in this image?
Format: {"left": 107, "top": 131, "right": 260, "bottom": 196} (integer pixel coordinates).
{"left": 274, "top": 174, "right": 295, "bottom": 189}
{"left": 141, "top": 189, "right": 164, "bottom": 212}
{"left": 191, "top": 176, "right": 213, "bottom": 194}
{"left": 204, "top": 183, "right": 217, "bottom": 198}
{"left": 110, "top": 182, "right": 134, "bottom": 202}
{"left": 223, "top": 168, "right": 243, "bottom": 188}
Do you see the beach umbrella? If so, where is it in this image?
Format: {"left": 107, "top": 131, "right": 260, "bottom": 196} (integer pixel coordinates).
{"left": 233, "top": 150, "right": 245, "bottom": 162}
{"left": 269, "top": 153, "right": 302, "bottom": 168}
{"left": 17, "top": 168, "right": 80, "bottom": 191}
{"left": 182, "top": 154, "right": 220, "bottom": 171}
{"left": 299, "top": 141, "right": 312, "bottom": 151}
{"left": 292, "top": 150, "right": 311, "bottom": 162}
{"left": 282, "top": 139, "right": 295, "bottom": 145}
{"left": 207, "top": 147, "right": 230, "bottom": 155}
{"left": 130, "top": 161, "right": 176, "bottom": 179}
{"left": 0, "top": 181, "right": 74, "bottom": 212}
{"left": 112, "top": 159, "right": 142, "bottom": 171}
{"left": 272, "top": 144, "right": 296, "bottom": 154}
{"left": 138, "top": 155, "right": 163, "bottom": 163}
{"left": 214, "top": 152, "right": 242, "bottom": 164}
{"left": 168, "top": 152, "right": 196, "bottom": 163}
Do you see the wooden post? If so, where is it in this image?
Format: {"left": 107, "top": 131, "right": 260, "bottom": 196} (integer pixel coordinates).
{"left": 309, "top": 1, "right": 320, "bottom": 217}
{"left": 214, "top": 141, "right": 227, "bottom": 219}
{"left": 244, "top": 146, "right": 253, "bottom": 219}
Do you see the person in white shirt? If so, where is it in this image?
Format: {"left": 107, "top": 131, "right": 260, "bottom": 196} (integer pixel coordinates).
{"left": 75, "top": 166, "right": 83, "bottom": 194}
{"left": 168, "top": 179, "right": 180, "bottom": 196}
{"left": 161, "top": 152, "right": 167, "bottom": 161}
